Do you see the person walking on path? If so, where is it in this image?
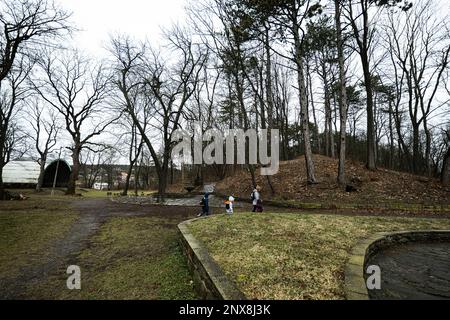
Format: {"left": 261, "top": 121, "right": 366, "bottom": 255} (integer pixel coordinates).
{"left": 198, "top": 192, "right": 210, "bottom": 217}
{"left": 251, "top": 186, "right": 263, "bottom": 212}
{"left": 225, "top": 195, "right": 235, "bottom": 215}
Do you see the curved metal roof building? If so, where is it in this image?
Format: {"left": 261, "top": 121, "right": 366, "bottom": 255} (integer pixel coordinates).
{"left": 2, "top": 159, "right": 72, "bottom": 186}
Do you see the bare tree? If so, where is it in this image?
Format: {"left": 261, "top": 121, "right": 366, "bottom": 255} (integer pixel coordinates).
{"left": 384, "top": 0, "right": 450, "bottom": 174}
{"left": 80, "top": 145, "right": 114, "bottom": 189}
{"left": 33, "top": 50, "right": 119, "bottom": 195}
{"left": 216, "top": 0, "right": 321, "bottom": 184}
{"left": 0, "top": 0, "right": 70, "bottom": 199}
{"left": 0, "top": 58, "right": 32, "bottom": 199}
{"left": 0, "top": 0, "right": 72, "bottom": 82}
{"left": 26, "top": 99, "right": 60, "bottom": 192}
{"left": 277, "top": 0, "right": 319, "bottom": 184}
{"left": 335, "top": 0, "right": 349, "bottom": 185}
{"left": 110, "top": 30, "right": 207, "bottom": 201}
{"left": 441, "top": 129, "right": 450, "bottom": 186}
{"left": 122, "top": 121, "right": 145, "bottom": 196}
{"left": 343, "top": 0, "right": 379, "bottom": 170}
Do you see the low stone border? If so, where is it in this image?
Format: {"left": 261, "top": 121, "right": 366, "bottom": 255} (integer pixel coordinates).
{"left": 178, "top": 218, "right": 246, "bottom": 300}
{"left": 345, "top": 230, "right": 450, "bottom": 300}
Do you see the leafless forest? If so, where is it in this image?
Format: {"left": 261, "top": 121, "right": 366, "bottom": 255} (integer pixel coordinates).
{"left": 1, "top": 0, "right": 449, "bottom": 199}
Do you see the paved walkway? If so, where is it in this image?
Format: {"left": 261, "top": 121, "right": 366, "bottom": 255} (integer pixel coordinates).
{"left": 368, "top": 241, "right": 450, "bottom": 300}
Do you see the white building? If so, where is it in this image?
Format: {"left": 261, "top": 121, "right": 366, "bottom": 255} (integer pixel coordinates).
{"left": 2, "top": 159, "right": 72, "bottom": 187}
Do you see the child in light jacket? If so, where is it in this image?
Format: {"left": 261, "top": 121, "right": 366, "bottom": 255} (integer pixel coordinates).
{"left": 225, "top": 195, "right": 235, "bottom": 214}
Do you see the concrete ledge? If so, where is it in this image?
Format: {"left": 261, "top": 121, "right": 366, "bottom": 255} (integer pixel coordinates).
{"left": 344, "top": 230, "right": 450, "bottom": 300}
{"left": 178, "top": 218, "right": 246, "bottom": 300}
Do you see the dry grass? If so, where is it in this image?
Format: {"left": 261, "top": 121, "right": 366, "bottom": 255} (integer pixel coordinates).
{"left": 21, "top": 216, "right": 197, "bottom": 300}
{"left": 188, "top": 212, "right": 450, "bottom": 300}
{"left": 0, "top": 194, "right": 196, "bottom": 300}
{"left": 0, "top": 198, "right": 78, "bottom": 280}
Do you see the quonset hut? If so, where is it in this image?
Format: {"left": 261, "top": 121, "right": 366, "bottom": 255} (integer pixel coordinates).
{"left": 2, "top": 159, "right": 72, "bottom": 188}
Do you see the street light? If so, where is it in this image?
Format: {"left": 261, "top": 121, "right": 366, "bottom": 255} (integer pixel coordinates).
{"left": 51, "top": 147, "right": 63, "bottom": 197}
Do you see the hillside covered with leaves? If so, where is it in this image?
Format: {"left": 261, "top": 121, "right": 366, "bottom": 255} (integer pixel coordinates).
{"left": 215, "top": 155, "right": 450, "bottom": 205}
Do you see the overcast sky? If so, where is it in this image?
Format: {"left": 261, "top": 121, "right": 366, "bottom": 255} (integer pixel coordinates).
{"left": 56, "top": 0, "right": 188, "bottom": 57}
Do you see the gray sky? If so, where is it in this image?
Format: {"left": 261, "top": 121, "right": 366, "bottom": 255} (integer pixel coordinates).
{"left": 57, "top": 0, "right": 188, "bottom": 56}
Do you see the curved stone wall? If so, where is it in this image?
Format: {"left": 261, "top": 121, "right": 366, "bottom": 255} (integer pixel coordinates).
{"left": 178, "top": 218, "right": 246, "bottom": 300}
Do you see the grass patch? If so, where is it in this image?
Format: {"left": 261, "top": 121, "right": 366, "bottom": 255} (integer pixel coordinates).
{"left": 29, "top": 216, "right": 197, "bottom": 300}
{"left": 6, "top": 188, "right": 156, "bottom": 199}
{"left": 188, "top": 213, "right": 450, "bottom": 300}
{"left": 0, "top": 199, "right": 78, "bottom": 280}
{"left": 78, "top": 189, "right": 156, "bottom": 198}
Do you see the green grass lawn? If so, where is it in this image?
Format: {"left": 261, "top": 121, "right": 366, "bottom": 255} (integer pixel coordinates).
{"left": 0, "top": 198, "right": 78, "bottom": 281}
{"left": 0, "top": 194, "right": 196, "bottom": 300}
{"left": 188, "top": 213, "right": 450, "bottom": 300}
{"left": 78, "top": 189, "right": 156, "bottom": 198}
{"left": 29, "top": 216, "right": 197, "bottom": 300}
{"left": 6, "top": 188, "right": 156, "bottom": 199}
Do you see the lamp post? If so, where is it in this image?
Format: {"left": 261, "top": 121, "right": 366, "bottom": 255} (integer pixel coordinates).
{"left": 51, "top": 147, "right": 63, "bottom": 197}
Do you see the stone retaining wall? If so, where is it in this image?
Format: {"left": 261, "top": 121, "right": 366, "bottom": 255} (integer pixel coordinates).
{"left": 345, "top": 230, "right": 450, "bottom": 300}
{"left": 178, "top": 218, "right": 246, "bottom": 300}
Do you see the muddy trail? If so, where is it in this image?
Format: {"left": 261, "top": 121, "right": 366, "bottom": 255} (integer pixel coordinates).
{"left": 0, "top": 198, "right": 199, "bottom": 299}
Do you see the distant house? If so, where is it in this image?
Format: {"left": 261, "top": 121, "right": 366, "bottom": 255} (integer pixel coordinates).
{"left": 93, "top": 182, "right": 109, "bottom": 190}
{"left": 2, "top": 159, "right": 72, "bottom": 188}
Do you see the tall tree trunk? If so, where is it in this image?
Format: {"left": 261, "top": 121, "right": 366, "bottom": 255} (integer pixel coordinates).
{"left": 265, "top": 26, "right": 274, "bottom": 129}
{"left": 349, "top": 1, "right": 376, "bottom": 171}
{"left": 134, "top": 166, "right": 140, "bottom": 196}
{"left": 393, "top": 104, "right": 412, "bottom": 171}
{"left": 263, "top": 35, "right": 276, "bottom": 195}
{"left": 424, "top": 120, "right": 431, "bottom": 176}
{"left": 157, "top": 171, "right": 167, "bottom": 201}
{"left": 158, "top": 149, "right": 173, "bottom": 202}
{"left": 122, "top": 164, "right": 133, "bottom": 196}
{"left": 294, "top": 26, "right": 316, "bottom": 184}
{"left": 0, "top": 168, "right": 5, "bottom": 200}
{"left": 308, "top": 66, "right": 319, "bottom": 153}
{"left": 442, "top": 147, "right": 450, "bottom": 187}
{"left": 170, "top": 160, "right": 174, "bottom": 185}
{"left": 67, "top": 147, "right": 81, "bottom": 195}
{"left": 412, "top": 124, "right": 420, "bottom": 174}
{"left": 362, "top": 55, "right": 376, "bottom": 170}
{"left": 336, "top": 0, "right": 348, "bottom": 185}
{"left": 36, "top": 156, "right": 46, "bottom": 192}
{"left": 373, "top": 92, "right": 379, "bottom": 164}
{"left": 322, "top": 61, "right": 333, "bottom": 157}
{"left": 0, "top": 137, "right": 6, "bottom": 200}
{"left": 388, "top": 102, "right": 394, "bottom": 169}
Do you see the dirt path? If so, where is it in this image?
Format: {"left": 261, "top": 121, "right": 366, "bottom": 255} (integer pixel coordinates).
{"left": 0, "top": 198, "right": 198, "bottom": 299}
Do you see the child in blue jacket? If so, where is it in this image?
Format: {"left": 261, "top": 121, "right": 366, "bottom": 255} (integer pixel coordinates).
{"left": 198, "top": 193, "right": 210, "bottom": 217}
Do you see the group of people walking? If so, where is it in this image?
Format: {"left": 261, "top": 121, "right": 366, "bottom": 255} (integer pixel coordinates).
{"left": 197, "top": 185, "right": 263, "bottom": 217}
